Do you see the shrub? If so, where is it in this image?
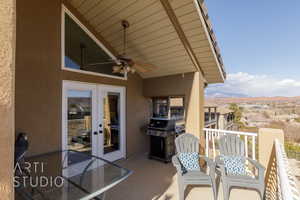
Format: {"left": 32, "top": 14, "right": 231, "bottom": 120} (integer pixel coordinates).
{"left": 294, "top": 117, "right": 300, "bottom": 123}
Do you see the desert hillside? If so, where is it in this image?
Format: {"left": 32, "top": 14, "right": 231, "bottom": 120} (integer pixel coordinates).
{"left": 206, "top": 96, "right": 300, "bottom": 105}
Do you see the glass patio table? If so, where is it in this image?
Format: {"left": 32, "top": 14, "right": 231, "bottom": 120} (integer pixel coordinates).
{"left": 15, "top": 150, "right": 132, "bottom": 200}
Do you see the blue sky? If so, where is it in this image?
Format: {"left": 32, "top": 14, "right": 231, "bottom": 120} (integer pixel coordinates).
{"left": 205, "top": 1, "right": 300, "bottom": 97}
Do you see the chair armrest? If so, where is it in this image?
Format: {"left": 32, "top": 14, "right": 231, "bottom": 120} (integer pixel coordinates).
{"left": 199, "top": 155, "right": 216, "bottom": 177}
{"left": 199, "top": 155, "right": 215, "bottom": 167}
{"left": 215, "top": 155, "right": 226, "bottom": 176}
{"left": 215, "top": 155, "right": 224, "bottom": 166}
{"left": 246, "top": 158, "right": 265, "bottom": 170}
{"left": 246, "top": 158, "right": 265, "bottom": 180}
{"left": 172, "top": 155, "right": 184, "bottom": 175}
{"left": 172, "top": 155, "right": 180, "bottom": 166}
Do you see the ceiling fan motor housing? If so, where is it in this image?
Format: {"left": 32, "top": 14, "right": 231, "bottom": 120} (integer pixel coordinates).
{"left": 121, "top": 20, "right": 130, "bottom": 28}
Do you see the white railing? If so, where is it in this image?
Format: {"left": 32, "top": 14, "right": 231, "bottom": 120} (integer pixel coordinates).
{"left": 203, "top": 128, "right": 258, "bottom": 160}
{"left": 272, "top": 139, "right": 300, "bottom": 200}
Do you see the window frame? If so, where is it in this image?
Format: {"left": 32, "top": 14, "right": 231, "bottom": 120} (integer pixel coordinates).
{"left": 61, "top": 5, "right": 127, "bottom": 80}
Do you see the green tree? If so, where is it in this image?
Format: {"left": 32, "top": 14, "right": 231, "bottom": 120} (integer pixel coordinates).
{"left": 229, "top": 103, "right": 242, "bottom": 124}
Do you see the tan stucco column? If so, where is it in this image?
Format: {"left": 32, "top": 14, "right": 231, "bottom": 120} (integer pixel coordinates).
{"left": 0, "top": 0, "right": 16, "bottom": 199}
{"left": 185, "top": 72, "right": 205, "bottom": 154}
{"left": 258, "top": 128, "right": 284, "bottom": 169}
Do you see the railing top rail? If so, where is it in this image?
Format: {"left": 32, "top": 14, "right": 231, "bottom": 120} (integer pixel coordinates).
{"left": 275, "top": 139, "right": 300, "bottom": 200}
{"left": 203, "top": 128, "right": 257, "bottom": 137}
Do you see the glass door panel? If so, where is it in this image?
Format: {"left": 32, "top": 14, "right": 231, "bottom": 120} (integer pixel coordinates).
{"left": 99, "top": 85, "right": 125, "bottom": 161}
{"left": 67, "top": 89, "right": 93, "bottom": 164}
{"left": 103, "top": 92, "right": 120, "bottom": 154}
{"left": 63, "top": 81, "right": 125, "bottom": 168}
{"left": 63, "top": 81, "right": 98, "bottom": 178}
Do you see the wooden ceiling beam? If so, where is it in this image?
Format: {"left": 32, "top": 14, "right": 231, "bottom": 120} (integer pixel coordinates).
{"left": 160, "top": 0, "right": 205, "bottom": 78}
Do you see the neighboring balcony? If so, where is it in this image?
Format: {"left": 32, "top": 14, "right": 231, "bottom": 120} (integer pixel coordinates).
{"left": 205, "top": 106, "right": 218, "bottom": 128}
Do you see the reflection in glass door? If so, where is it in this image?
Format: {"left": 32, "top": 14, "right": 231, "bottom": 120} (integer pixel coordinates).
{"left": 62, "top": 81, "right": 98, "bottom": 177}
{"left": 67, "top": 90, "right": 93, "bottom": 164}
{"left": 103, "top": 92, "right": 120, "bottom": 154}
{"left": 63, "top": 81, "right": 126, "bottom": 166}
{"left": 99, "top": 86, "right": 125, "bottom": 162}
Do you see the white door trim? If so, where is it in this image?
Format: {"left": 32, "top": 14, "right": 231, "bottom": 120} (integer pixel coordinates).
{"left": 98, "top": 84, "right": 126, "bottom": 161}
{"left": 62, "top": 80, "right": 126, "bottom": 163}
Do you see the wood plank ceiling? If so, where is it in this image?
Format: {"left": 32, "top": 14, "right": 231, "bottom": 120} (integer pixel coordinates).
{"left": 68, "top": 0, "right": 225, "bottom": 83}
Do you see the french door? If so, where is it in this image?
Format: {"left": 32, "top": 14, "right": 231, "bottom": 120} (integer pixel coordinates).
{"left": 97, "top": 85, "right": 126, "bottom": 162}
{"left": 62, "top": 81, "right": 126, "bottom": 172}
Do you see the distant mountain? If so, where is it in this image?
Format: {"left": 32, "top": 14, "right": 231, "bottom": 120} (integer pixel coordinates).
{"left": 205, "top": 91, "right": 250, "bottom": 98}
{"left": 205, "top": 96, "right": 300, "bottom": 105}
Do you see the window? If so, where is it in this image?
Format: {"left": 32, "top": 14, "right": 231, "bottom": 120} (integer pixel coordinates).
{"left": 151, "top": 97, "right": 185, "bottom": 119}
{"left": 170, "top": 97, "right": 185, "bottom": 120}
{"left": 62, "top": 7, "right": 125, "bottom": 79}
{"left": 152, "top": 98, "right": 169, "bottom": 118}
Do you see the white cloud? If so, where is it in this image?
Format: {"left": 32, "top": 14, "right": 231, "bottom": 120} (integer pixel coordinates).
{"left": 206, "top": 72, "right": 300, "bottom": 97}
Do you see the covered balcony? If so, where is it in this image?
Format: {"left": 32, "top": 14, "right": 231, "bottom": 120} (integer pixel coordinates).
{"left": 14, "top": 128, "right": 300, "bottom": 199}
{"left": 3, "top": 0, "right": 226, "bottom": 198}
{"left": 104, "top": 128, "right": 300, "bottom": 200}
{"left": 204, "top": 106, "right": 218, "bottom": 128}
{"left": 1, "top": 0, "right": 300, "bottom": 199}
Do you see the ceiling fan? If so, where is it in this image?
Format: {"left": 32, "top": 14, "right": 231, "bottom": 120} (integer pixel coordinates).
{"left": 82, "top": 20, "right": 156, "bottom": 75}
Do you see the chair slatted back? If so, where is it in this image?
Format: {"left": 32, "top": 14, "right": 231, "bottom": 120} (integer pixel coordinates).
{"left": 219, "top": 134, "right": 245, "bottom": 156}
{"left": 175, "top": 133, "right": 199, "bottom": 153}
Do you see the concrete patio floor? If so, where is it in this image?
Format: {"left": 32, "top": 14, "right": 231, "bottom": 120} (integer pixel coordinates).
{"left": 106, "top": 154, "right": 261, "bottom": 200}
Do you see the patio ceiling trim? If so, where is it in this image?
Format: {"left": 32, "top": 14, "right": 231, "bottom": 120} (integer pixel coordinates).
{"left": 64, "top": 0, "right": 225, "bottom": 82}
{"left": 62, "top": 0, "right": 119, "bottom": 58}
{"left": 194, "top": 0, "right": 225, "bottom": 81}
{"left": 160, "top": 0, "right": 205, "bottom": 78}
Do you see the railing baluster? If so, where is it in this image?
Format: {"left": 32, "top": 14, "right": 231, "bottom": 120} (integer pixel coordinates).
{"left": 209, "top": 130, "right": 212, "bottom": 157}
{"left": 252, "top": 136, "right": 256, "bottom": 160}
{"left": 212, "top": 130, "right": 216, "bottom": 159}
{"left": 273, "top": 139, "right": 300, "bottom": 200}
{"left": 203, "top": 128, "right": 258, "bottom": 160}
{"left": 205, "top": 130, "right": 209, "bottom": 157}
{"left": 244, "top": 136, "right": 248, "bottom": 157}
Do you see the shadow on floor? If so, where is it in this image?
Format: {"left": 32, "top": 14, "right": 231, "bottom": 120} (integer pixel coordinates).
{"left": 105, "top": 154, "right": 176, "bottom": 200}
{"left": 106, "top": 154, "right": 261, "bottom": 200}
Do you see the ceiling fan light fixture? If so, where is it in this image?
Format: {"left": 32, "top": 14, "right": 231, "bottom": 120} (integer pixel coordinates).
{"left": 112, "top": 65, "right": 122, "bottom": 73}
{"left": 125, "top": 66, "right": 131, "bottom": 72}
{"left": 130, "top": 68, "right": 136, "bottom": 73}
{"left": 119, "top": 68, "right": 126, "bottom": 74}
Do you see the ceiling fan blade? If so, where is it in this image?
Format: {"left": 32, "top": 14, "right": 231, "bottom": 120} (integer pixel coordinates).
{"left": 131, "top": 61, "right": 157, "bottom": 73}
{"left": 112, "top": 65, "right": 123, "bottom": 73}
{"left": 86, "top": 61, "right": 116, "bottom": 66}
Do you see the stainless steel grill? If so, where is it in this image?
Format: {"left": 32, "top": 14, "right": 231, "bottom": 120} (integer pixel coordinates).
{"left": 147, "top": 118, "right": 184, "bottom": 163}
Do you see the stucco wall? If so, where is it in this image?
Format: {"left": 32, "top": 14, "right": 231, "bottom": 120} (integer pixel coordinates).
{"left": 16, "top": 0, "right": 62, "bottom": 155}
{"left": 0, "top": 0, "right": 15, "bottom": 198}
{"left": 259, "top": 128, "right": 284, "bottom": 168}
{"left": 15, "top": 0, "right": 149, "bottom": 157}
